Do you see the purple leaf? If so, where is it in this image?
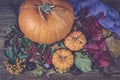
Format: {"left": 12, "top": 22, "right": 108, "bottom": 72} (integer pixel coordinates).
{"left": 92, "top": 51, "right": 100, "bottom": 60}
{"left": 84, "top": 43, "right": 99, "bottom": 50}
{"left": 100, "top": 40, "right": 107, "bottom": 51}
{"left": 99, "top": 58, "right": 109, "bottom": 68}
{"left": 92, "top": 34, "right": 102, "bottom": 41}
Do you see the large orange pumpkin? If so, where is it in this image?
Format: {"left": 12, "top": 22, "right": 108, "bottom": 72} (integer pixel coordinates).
{"left": 64, "top": 31, "right": 87, "bottom": 51}
{"left": 52, "top": 49, "right": 73, "bottom": 73}
{"left": 18, "top": 0, "right": 74, "bottom": 44}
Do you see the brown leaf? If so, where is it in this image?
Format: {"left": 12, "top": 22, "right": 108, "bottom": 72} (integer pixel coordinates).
{"left": 106, "top": 36, "right": 120, "bottom": 58}
{"left": 51, "top": 44, "right": 61, "bottom": 50}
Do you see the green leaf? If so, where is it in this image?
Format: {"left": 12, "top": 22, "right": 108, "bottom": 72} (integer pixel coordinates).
{"left": 8, "top": 59, "right": 16, "bottom": 64}
{"left": 22, "top": 36, "right": 33, "bottom": 50}
{"left": 6, "top": 25, "right": 15, "bottom": 34}
{"left": 74, "top": 52, "right": 92, "bottom": 72}
{"left": 43, "top": 44, "right": 47, "bottom": 49}
{"left": 37, "top": 44, "right": 41, "bottom": 50}
{"left": 10, "top": 25, "right": 16, "bottom": 30}
{"left": 4, "top": 50, "right": 14, "bottom": 60}
{"left": 6, "top": 28, "right": 12, "bottom": 34}
{"left": 23, "top": 36, "right": 29, "bottom": 44}
{"left": 12, "top": 46, "right": 19, "bottom": 56}
{"left": 36, "top": 52, "right": 40, "bottom": 56}
{"left": 32, "top": 66, "right": 43, "bottom": 77}
{"left": 50, "top": 48, "right": 54, "bottom": 54}
{"left": 22, "top": 42, "right": 28, "bottom": 50}
{"left": 42, "top": 44, "right": 47, "bottom": 53}
{"left": 60, "top": 42, "right": 65, "bottom": 48}
{"left": 18, "top": 38, "right": 22, "bottom": 43}
{"left": 19, "top": 54, "right": 28, "bottom": 59}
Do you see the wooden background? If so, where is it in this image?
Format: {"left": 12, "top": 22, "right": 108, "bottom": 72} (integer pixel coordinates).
{"left": 0, "top": 0, "right": 120, "bottom": 80}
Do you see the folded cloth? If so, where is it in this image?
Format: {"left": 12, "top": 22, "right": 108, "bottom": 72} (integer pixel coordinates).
{"left": 69, "top": 0, "right": 98, "bottom": 16}
{"left": 98, "top": 7, "right": 120, "bottom": 36}
{"left": 70, "top": 0, "right": 120, "bottom": 36}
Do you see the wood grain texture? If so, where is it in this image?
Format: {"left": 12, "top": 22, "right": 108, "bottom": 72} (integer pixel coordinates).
{"left": 0, "top": 0, "right": 120, "bottom": 80}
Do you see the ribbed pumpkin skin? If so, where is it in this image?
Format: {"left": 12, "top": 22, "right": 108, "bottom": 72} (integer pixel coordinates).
{"left": 64, "top": 31, "right": 87, "bottom": 51}
{"left": 52, "top": 49, "right": 73, "bottom": 73}
{"left": 18, "top": 0, "right": 74, "bottom": 44}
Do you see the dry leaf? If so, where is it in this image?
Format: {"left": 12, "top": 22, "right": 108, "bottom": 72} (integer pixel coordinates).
{"left": 106, "top": 36, "right": 120, "bottom": 58}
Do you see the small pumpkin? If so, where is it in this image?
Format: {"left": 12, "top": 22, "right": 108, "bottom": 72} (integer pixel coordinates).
{"left": 18, "top": 0, "right": 74, "bottom": 44}
{"left": 52, "top": 49, "right": 73, "bottom": 73}
{"left": 64, "top": 31, "right": 87, "bottom": 51}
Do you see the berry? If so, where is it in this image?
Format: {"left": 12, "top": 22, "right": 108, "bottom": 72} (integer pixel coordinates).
{"left": 26, "top": 62, "right": 36, "bottom": 71}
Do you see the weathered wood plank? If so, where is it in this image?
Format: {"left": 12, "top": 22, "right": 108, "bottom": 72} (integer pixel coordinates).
{"left": 0, "top": 0, "right": 10, "bottom": 1}
{"left": 0, "top": 21, "right": 17, "bottom": 27}
{"left": 0, "top": 33, "right": 7, "bottom": 38}
{"left": 0, "top": 27, "right": 9, "bottom": 31}
{"left": 0, "top": 23, "right": 14, "bottom": 27}
{"left": 1, "top": 72, "right": 119, "bottom": 80}
{"left": 0, "top": 38, "right": 6, "bottom": 48}
{"left": 0, "top": 7, "right": 16, "bottom": 17}
{"left": 0, "top": 17, "right": 16, "bottom": 21}
{"left": 0, "top": 3, "right": 11, "bottom": 7}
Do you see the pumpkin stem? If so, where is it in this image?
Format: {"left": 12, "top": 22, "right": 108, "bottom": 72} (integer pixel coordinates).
{"left": 60, "top": 56, "right": 66, "bottom": 61}
{"left": 38, "top": 3, "right": 54, "bottom": 20}
{"left": 38, "top": 6, "right": 45, "bottom": 20}
{"left": 73, "top": 37, "right": 78, "bottom": 41}
{"left": 40, "top": 3, "right": 54, "bottom": 14}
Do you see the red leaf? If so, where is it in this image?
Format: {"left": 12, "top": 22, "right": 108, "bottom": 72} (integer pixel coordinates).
{"left": 84, "top": 43, "right": 99, "bottom": 50}
{"left": 100, "top": 40, "right": 107, "bottom": 51}
{"left": 92, "top": 34, "right": 102, "bottom": 41}
{"left": 99, "top": 58, "right": 109, "bottom": 68}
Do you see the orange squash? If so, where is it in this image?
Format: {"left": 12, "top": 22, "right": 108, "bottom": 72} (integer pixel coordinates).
{"left": 52, "top": 49, "right": 73, "bottom": 73}
{"left": 18, "top": 0, "right": 74, "bottom": 44}
{"left": 64, "top": 31, "right": 87, "bottom": 51}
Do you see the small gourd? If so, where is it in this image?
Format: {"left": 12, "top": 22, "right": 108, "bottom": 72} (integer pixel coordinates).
{"left": 64, "top": 31, "right": 87, "bottom": 51}
{"left": 52, "top": 49, "right": 73, "bottom": 73}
